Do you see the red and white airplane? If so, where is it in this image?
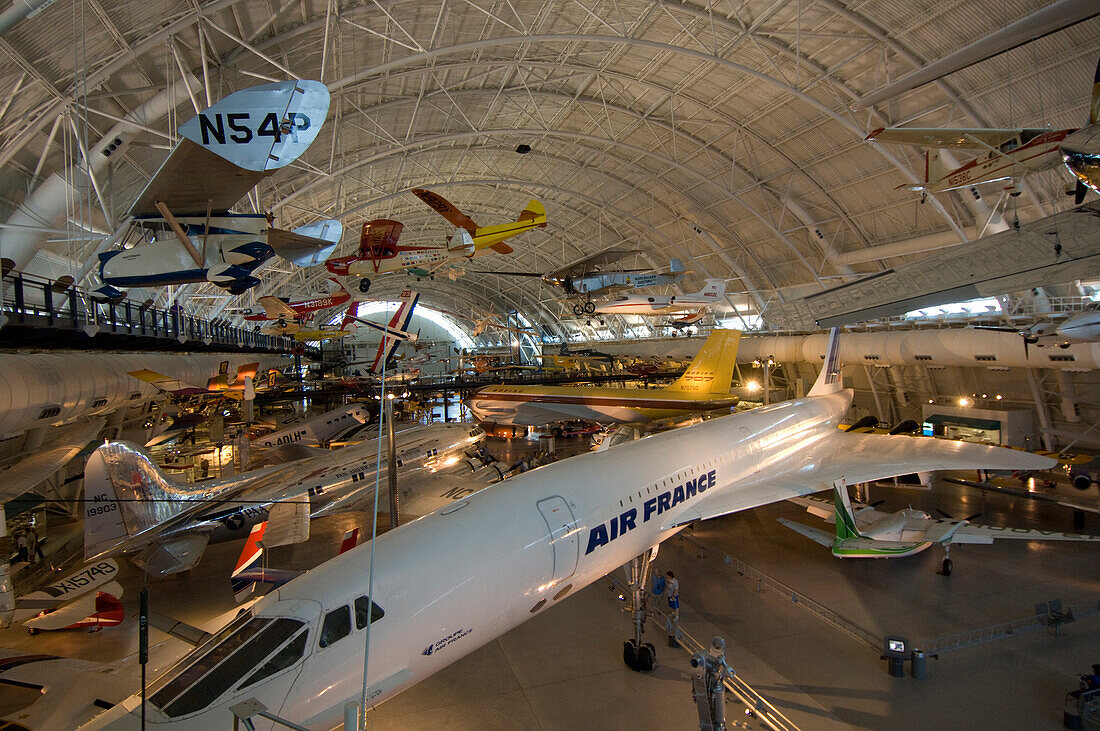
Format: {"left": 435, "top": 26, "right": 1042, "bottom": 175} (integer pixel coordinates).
{"left": 238, "top": 278, "right": 352, "bottom": 330}
{"left": 868, "top": 55, "right": 1100, "bottom": 203}
{"left": 325, "top": 190, "right": 546, "bottom": 292}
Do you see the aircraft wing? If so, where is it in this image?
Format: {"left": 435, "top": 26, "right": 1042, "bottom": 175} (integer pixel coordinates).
{"left": 664, "top": 430, "right": 1055, "bottom": 529}
{"left": 258, "top": 296, "right": 299, "bottom": 319}
{"left": 0, "top": 418, "right": 105, "bottom": 501}
{"left": 128, "top": 369, "right": 208, "bottom": 397}
{"left": 865, "top": 126, "right": 1029, "bottom": 149}
{"left": 129, "top": 80, "right": 330, "bottom": 216}
{"left": 766, "top": 201, "right": 1100, "bottom": 330}
{"left": 547, "top": 248, "right": 644, "bottom": 279}
{"left": 775, "top": 518, "right": 834, "bottom": 547}
{"left": 948, "top": 522, "right": 1100, "bottom": 544}
{"left": 411, "top": 188, "right": 479, "bottom": 234}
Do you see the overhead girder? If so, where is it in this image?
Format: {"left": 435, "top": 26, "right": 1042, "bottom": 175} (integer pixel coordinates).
{"left": 286, "top": 83, "right": 860, "bottom": 282}
{"left": 269, "top": 126, "right": 786, "bottom": 296}
{"left": 0, "top": 0, "right": 1082, "bottom": 328}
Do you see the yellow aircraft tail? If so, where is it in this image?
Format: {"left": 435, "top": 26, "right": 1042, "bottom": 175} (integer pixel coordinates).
{"left": 474, "top": 199, "right": 547, "bottom": 254}
{"left": 666, "top": 329, "right": 741, "bottom": 395}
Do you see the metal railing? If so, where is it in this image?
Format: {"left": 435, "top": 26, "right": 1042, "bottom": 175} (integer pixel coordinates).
{"left": 606, "top": 571, "right": 801, "bottom": 731}
{"left": 1, "top": 270, "right": 300, "bottom": 352}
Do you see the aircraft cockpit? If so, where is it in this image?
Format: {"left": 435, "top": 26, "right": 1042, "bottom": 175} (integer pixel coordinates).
{"left": 144, "top": 593, "right": 386, "bottom": 720}
{"left": 121, "top": 218, "right": 175, "bottom": 248}
{"left": 147, "top": 611, "right": 309, "bottom": 718}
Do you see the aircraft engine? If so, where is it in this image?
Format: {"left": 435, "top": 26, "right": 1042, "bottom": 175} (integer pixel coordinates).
{"left": 1070, "top": 469, "right": 1093, "bottom": 490}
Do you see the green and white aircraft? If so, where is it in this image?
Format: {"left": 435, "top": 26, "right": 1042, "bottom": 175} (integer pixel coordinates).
{"left": 778, "top": 481, "right": 1100, "bottom": 575}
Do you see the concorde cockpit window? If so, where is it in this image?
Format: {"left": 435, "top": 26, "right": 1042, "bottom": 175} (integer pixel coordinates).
{"left": 238, "top": 628, "right": 309, "bottom": 690}
{"left": 354, "top": 596, "right": 386, "bottom": 629}
{"left": 319, "top": 605, "right": 351, "bottom": 648}
{"left": 153, "top": 617, "right": 304, "bottom": 718}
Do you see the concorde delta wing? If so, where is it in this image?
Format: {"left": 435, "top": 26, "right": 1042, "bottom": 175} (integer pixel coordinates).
{"left": 129, "top": 80, "right": 330, "bottom": 216}
{"left": 663, "top": 429, "right": 1055, "bottom": 530}
{"left": 766, "top": 201, "right": 1100, "bottom": 331}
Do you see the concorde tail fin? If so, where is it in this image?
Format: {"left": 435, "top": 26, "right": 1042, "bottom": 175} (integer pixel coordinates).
{"left": 808, "top": 328, "right": 843, "bottom": 397}
{"left": 667, "top": 329, "right": 741, "bottom": 395}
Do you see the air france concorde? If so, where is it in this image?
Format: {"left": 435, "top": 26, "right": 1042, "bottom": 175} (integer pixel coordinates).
{"left": 80, "top": 330, "right": 1055, "bottom": 729}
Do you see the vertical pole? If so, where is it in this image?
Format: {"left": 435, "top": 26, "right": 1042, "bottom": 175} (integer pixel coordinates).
{"left": 1026, "top": 368, "right": 1056, "bottom": 451}
{"left": 442, "top": 391, "right": 450, "bottom": 422}
{"left": 386, "top": 398, "right": 399, "bottom": 530}
{"left": 140, "top": 587, "right": 148, "bottom": 729}
{"left": 0, "top": 508, "right": 13, "bottom": 629}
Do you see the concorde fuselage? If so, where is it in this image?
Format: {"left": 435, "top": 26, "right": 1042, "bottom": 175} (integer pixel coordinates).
{"left": 87, "top": 391, "right": 849, "bottom": 729}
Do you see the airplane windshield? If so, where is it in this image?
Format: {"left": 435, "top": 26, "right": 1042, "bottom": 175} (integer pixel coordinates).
{"left": 151, "top": 616, "right": 305, "bottom": 718}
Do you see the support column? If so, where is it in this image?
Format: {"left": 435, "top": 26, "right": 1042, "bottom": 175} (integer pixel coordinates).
{"left": 1025, "top": 368, "right": 1056, "bottom": 451}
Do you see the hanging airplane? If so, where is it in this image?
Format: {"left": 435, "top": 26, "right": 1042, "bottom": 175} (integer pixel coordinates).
{"left": 467, "top": 329, "right": 741, "bottom": 426}
{"left": 81, "top": 421, "right": 492, "bottom": 577}
{"left": 778, "top": 481, "right": 1100, "bottom": 574}
{"left": 591, "top": 278, "right": 727, "bottom": 328}
{"left": 325, "top": 190, "right": 546, "bottom": 292}
{"left": 475, "top": 252, "right": 686, "bottom": 315}
{"left": 867, "top": 56, "right": 1100, "bottom": 203}
{"left": 93, "top": 80, "right": 342, "bottom": 299}
{"left": 127, "top": 361, "right": 268, "bottom": 403}
{"left": 71, "top": 329, "right": 1057, "bottom": 730}
{"left": 234, "top": 278, "right": 352, "bottom": 333}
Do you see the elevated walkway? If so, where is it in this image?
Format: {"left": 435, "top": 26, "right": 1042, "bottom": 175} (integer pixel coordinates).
{"left": 1, "top": 270, "right": 310, "bottom": 355}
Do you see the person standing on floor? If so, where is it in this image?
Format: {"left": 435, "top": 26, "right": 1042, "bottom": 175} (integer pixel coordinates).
{"left": 665, "top": 570, "right": 679, "bottom": 620}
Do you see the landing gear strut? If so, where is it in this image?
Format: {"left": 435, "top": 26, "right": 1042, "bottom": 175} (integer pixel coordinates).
{"left": 941, "top": 546, "right": 953, "bottom": 576}
{"left": 622, "top": 546, "right": 658, "bottom": 672}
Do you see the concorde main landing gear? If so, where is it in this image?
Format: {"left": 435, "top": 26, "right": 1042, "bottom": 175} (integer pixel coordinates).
{"left": 622, "top": 546, "right": 659, "bottom": 672}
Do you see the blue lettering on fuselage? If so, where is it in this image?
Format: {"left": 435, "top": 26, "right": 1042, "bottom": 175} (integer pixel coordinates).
{"left": 585, "top": 469, "right": 716, "bottom": 555}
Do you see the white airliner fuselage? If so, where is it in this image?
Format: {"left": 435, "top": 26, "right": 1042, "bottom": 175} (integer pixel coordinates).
{"left": 82, "top": 376, "right": 1054, "bottom": 729}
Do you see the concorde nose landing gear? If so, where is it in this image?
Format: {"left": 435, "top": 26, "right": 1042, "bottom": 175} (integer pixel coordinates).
{"left": 622, "top": 546, "right": 658, "bottom": 672}
{"left": 940, "top": 546, "right": 953, "bottom": 576}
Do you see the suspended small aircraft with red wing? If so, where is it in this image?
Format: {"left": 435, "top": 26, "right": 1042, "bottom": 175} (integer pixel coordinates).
{"left": 867, "top": 55, "right": 1100, "bottom": 204}
{"left": 325, "top": 189, "right": 546, "bottom": 292}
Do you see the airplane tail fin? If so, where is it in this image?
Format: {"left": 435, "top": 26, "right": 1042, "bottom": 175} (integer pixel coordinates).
{"left": 808, "top": 327, "right": 843, "bottom": 397}
{"left": 340, "top": 301, "right": 359, "bottom": 331}
{"left": 1090, "top": 54, "right": 1100, "bottom": 126}
{"left": 697, "top": 278, "right": 726, "bottom": 300}
{"left": 517, "top": 199, "right": 546, "bottom": 225}
{"left": 372, "top": 290, "right": 420, "bottom": 374}
{"left": 83, "top": 441, "right": 201, "bottom": 560}
{"left": 832, "top": 480, "right": 862, "bottom": 540}
{"left": 667, "top": 329, "right": 741, "bottom": 395}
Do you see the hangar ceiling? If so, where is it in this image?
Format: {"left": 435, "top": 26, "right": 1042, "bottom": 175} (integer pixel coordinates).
{"left": 0, "top": 0, "right": 1097, "bottom": 338}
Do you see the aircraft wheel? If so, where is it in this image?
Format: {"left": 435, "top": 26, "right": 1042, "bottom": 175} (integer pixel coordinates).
{"left": 623, "top": 639, "right": 638, "bottom": 668}
{"left": 358, "top": 278, "right": 371, "bottom": 293}
{"left": 573, "top": 304, "right": 584, "bottom": 316}
{"left": 26, "top": 627, "right": 37, "bottom": 635}
{"left": 583, "top": 301, "right": 596, "bottom": 314}
{"left": 941, "top": 558, "right": 953, "bottom": 576}
{"left": 636, "top": 642, "right": 657, "bottom": 672}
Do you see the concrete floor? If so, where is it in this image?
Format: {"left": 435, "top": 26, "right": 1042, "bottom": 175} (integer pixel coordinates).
{"left": 1, "top": 434, "right": 1097, "bottom": 730}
